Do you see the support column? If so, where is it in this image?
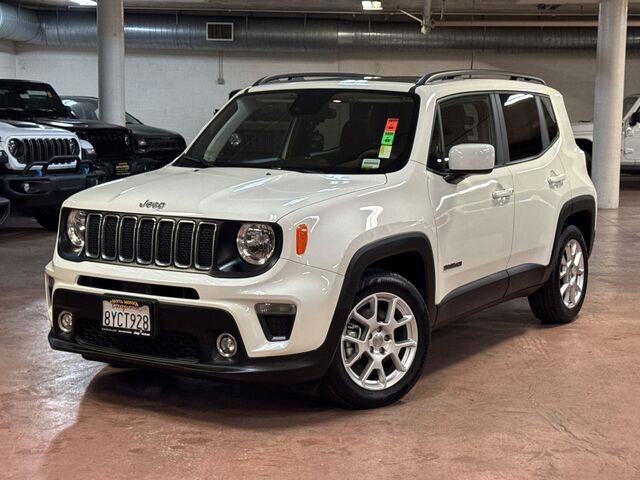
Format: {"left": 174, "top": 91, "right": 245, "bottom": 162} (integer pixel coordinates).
{"left": 97, "top": 0, "right": 125, "bottom": 126}
{"left": 592, "top": 0, "right": 629, "bottom": 209}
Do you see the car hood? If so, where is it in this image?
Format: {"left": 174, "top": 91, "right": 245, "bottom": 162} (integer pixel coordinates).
{"left": 129, "top": 124, "right": 182, "bottom": 138}
{"left": 0, "top": 120, "right": 74, "bottom": 135}
{"left": 65, "top": 166, "right": 387, "bottom": 221}
{"left": 34, "top": 117, "right": 129, "bottom": 132}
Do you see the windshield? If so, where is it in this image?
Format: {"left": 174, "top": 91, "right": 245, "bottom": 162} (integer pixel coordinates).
{"left": 180, "top": 89, "right": 418, "bottom": 174}
{"left": 623, "top": 95, "right": 639, "bottom": 117}
{"left": 0, "top": 84, "right": 68, "bottom": 117}
{"left": 62, "top": 98, "right": 142, "bottom": 124}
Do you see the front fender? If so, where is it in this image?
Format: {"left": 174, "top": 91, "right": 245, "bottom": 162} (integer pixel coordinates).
{"left": 277, "top": 161, "right": 437, "bottom": 277}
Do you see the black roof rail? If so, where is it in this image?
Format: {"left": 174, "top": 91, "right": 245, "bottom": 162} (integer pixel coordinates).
{"left": 252, "top": 72, "right": 377, "bottom": 86}
{"left": 414, "top": 69, "right": 547, "bottom": 87}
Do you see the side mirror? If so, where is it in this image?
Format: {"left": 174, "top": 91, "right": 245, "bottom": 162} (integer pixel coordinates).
{"left": 448, "top": 143, "right": 495, "bottom": 176}
{"left": 630, "top": 111, "right": 640, "bottom": 127}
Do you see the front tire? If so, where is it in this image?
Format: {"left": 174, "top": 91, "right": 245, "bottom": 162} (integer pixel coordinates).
{"left": 321, "top": 271, "right": 429, "bottom": 409}
{"left": 528, "top": 225, "right": 589, "bottom": 324}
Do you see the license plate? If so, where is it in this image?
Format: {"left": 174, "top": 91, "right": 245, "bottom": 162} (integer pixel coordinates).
{"left": 115, "top": 162, "right": 130, "bottom": 175}
{"left": 102, "top": 298, "right": 153, "bottom": 336}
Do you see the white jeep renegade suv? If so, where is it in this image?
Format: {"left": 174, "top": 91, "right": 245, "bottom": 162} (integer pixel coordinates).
{"left": 45, "top": 70, "right": 597, "bottom": 409}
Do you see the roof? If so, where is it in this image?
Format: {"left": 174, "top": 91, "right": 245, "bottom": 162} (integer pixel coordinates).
{"left": 0, "top": 78, "right": 53, "bottom": 85}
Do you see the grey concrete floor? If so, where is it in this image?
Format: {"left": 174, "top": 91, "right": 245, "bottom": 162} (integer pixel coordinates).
{"left": 1, "top": 180, "right": 640, "bottom": 480}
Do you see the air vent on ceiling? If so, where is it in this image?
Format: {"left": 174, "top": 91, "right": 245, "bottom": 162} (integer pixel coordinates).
{"left": 206, "top": 22, "right": 234, "bottom": 42}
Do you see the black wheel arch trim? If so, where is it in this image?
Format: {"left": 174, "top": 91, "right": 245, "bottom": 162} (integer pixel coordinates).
{"left": 538, "top": 194, "right": 595, "bottom": 285}
{"left": 311, "top": 233, "right": 437, "bottom": 378}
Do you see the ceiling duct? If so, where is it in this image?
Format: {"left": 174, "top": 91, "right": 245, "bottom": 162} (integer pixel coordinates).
{"left": 0, "top": 3, "right": 639, "bottom": 52}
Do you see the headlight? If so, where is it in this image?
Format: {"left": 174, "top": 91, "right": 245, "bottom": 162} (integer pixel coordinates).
{"left": 66, "top": 209, "right": 87, "bottom": 249}
{"left": 7, "top": 139, "right": 23, "bottom": 158}
{"left": 236, "top": 223, "right": 276, "bottom": 265}
{"left": 137, "top": 138, "right": 147, "bottom": 148}
{"left": 67, "top": 138, "right": 79, "bottom": 155}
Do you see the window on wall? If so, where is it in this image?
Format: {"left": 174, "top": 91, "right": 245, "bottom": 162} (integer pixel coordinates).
{"left": 540, "top": 96, "right": 559, "bottom": 144}
{"left": 499, "top": 93, "right": 543, "bottom": 161}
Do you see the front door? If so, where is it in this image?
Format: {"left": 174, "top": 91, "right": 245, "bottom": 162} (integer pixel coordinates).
{"left": 427, "top": 93, "right": 515, "bottom": 305}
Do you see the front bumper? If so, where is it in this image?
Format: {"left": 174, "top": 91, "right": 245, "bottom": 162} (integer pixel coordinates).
{"left": 99, "top": 155, "right": 165, "bottom": 179}
{"left": 46, "top": 257, "right": 345, "bottom": 383}
{"left": 0, "top": 170, "right": 105, "bottom": 209}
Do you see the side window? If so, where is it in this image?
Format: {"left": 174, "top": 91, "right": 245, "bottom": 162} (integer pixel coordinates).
{"left": 499, "top": 93, "right": 543, "bottom": 162}
{"left": 427, "top": 110, "right": 446, "bottom": 172}
{"left": 540, "top": 96, "right": 559, "bottom": 143}
{"left": 440, "top": 94, "right": 497, "bottom": 159}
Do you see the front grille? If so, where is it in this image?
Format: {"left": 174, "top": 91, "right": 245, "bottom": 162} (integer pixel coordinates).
{"left": 19, "top": 137, "right": 77, "bottom": 165}
{"left": 82, "top": 130, "right": 130, "bottom": 157}
{"left": 144, "top": 137, "right": 186, "bottom": 151}
{"left": 75, "top": 318, "right": 202, "bottom": 361}
{"left": 85, "top": 212, "right": 216, "bottom": 272}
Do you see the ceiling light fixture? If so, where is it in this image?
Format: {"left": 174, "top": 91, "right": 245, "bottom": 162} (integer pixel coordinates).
{"left": 361, "top": 1, "right": 383, "bottom": 11}
{"left": 70, "top": 0, "right": 97, "bottom": 6}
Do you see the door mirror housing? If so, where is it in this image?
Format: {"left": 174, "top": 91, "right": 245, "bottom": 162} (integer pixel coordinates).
{"left": 448, "top": 143, "right": 495, "bottom": 175}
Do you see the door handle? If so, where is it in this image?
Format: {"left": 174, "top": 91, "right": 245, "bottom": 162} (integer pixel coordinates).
{"left": 492, "top": 188, "right": 514, "bottom": 200}
{"left": 547, "top": 172, "right": 566, "bottom": 188}
{"left": 492, "top": 188, "right": 513, "bottom": 206}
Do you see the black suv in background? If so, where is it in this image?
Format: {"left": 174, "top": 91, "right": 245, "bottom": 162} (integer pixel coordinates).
{"left": 62, "top": 96, "right": 187, "bottom": 169}
{"left": 0, "top": 80, "right": 137, "bottom": 180}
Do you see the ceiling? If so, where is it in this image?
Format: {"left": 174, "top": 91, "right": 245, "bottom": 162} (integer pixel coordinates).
{"left": 8, "top": 0, "right": 640, "bottom": 18}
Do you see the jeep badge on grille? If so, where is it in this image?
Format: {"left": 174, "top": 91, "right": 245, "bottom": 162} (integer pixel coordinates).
{"left": 139, "top": 199, "right": 166, "bottom": 210}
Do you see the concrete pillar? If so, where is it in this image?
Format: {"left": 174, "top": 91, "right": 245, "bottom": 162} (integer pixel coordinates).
{"left": 592, "top": 0, "right": 629, "bottom": 209}
{"left": 97, "top": 0, "right": 125, "bottom": 126}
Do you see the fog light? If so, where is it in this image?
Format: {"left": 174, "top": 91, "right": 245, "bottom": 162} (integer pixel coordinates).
{"left": 58, "top": 311, "right": 73, "bottom": 334}
{"left": 216, "top": 333, "right": 237, "bottom": 358}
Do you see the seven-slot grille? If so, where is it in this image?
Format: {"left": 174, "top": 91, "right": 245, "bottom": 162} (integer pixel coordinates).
{"left": 20, "top": 137, "right": 77, "bottom": 164}
{"left": 84, "top": 212, "right": 216, "bottom": 272}
{"left": 81, "top": 130, "right": 130, "bottom": 156}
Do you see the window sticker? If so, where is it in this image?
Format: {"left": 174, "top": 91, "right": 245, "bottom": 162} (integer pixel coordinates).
{"left": 378, "top": 117, "right": 399, "bottom": 159}
{"left": 378, "top": 145, "right": 392, "bottom": 159}
{"left": 361, "top": 158, "right": 381, "bottom": 170}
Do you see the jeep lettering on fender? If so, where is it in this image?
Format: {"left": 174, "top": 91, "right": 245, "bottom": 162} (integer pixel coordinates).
{"left": 45, "top": 70, "right": 597, "bottom": 409}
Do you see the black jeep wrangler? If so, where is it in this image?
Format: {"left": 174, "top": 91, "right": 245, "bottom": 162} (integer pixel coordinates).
{"left": 0, "top": 79, "right": 142, "bottom": 180}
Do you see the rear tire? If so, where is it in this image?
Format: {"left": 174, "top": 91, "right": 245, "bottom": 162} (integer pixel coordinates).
{"left": 33, "top": 206, "right": 60, "bottom": 231}
{"left": 528, "top": 225, "right": 588, "bottom": 324}
{"left": 321, "top": 271, "right": 429, "bottom": 409}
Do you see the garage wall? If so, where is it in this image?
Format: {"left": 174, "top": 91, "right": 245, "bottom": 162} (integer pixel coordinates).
{"left": 0, "top": 40, "right": 15, "bottom": 78}
{"left": 9, "top": 44, "right": 640, "bottom": 142}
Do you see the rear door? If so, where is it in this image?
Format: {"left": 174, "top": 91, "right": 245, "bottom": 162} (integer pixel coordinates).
{"left": 500, "top": 92, "right": 570, "bottom": 270}
{"left": 427, "top": 93, "right": 515, "bottom": 304}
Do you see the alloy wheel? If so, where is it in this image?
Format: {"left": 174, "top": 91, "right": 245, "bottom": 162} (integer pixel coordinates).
{"left": 559, "top": 238, "right": 586, "bottom": 309}
{"left": 340, "top": 292, "right": 418, "bottom": 391}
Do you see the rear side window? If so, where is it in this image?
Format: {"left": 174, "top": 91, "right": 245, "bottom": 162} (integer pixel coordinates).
{"left": 499, "top": 93, "right": 543, "bottom": 162}
{"left": 540, "top": 96, "right": 559, "bottom": 143}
